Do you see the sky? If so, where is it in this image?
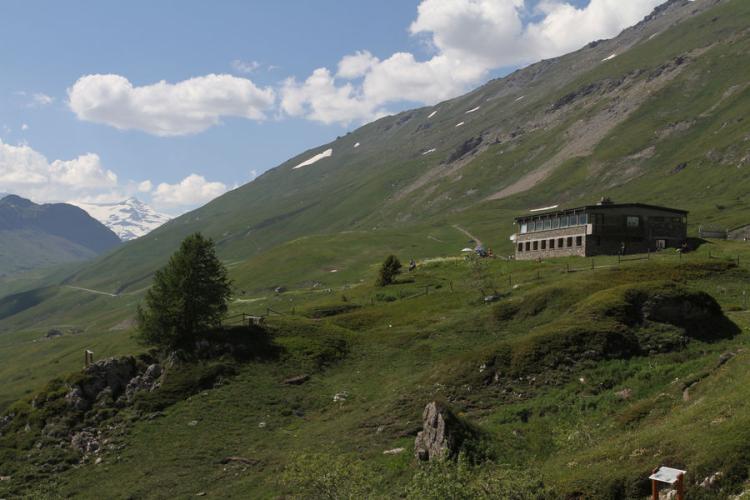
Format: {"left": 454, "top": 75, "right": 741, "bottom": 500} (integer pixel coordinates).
{"left": 0, "top": 0, "right": 666, "bottom": 215}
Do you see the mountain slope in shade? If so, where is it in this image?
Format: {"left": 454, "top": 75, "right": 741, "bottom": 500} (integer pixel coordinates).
{"left": 72, "top": 198, "right": 171, "bottom": 241}
{"left": 0, "top": 195, "right": 121, "bottom": 275}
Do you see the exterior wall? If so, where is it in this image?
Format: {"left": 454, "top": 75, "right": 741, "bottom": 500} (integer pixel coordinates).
{"left": 513, "top": 204, "right": 687, "bottom": 260}
{"left": 587, "top": 206, "right": 687, "bottom": 254}
{"left": 515, "top": 226, "right": 587, "bottom": 260}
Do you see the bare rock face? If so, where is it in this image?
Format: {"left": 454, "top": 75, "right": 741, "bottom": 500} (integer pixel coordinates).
{"left": 65, "top": 357, "right": 139, "bottom": 411}
{"left": 125, "top": 363, "right": 162, "bottom": 402}
{"left": 414, "top": 401, "right": 478, "bottom": 462}
{"left": 70, "top": 430, "right": 100, "bottom": 455}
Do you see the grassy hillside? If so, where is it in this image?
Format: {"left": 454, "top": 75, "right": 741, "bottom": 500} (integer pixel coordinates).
{"left": 3, "top": 241, "right": 750, "bottom": 498}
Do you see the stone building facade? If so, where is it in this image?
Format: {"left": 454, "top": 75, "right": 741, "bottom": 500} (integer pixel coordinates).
{"left": 512, "top": 200, "right": 688, "bottom": 260}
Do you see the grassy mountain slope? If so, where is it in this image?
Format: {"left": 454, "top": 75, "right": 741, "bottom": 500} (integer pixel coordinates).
{"left": 3, "top": 242, "right": 750, "bottom": 498}
{"left": 45, "top": 0, "right": 746, "bottom": 298}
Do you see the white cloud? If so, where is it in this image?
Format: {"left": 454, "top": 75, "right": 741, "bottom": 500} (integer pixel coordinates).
{"left": 68, "top": 73, "right": 276, "bottom": 136}
{"left": 152, "top": 174, "right": 227, "bottom": 208}
{"left": 21, "top": 123, "right": 29, "bottom": 131}
{"left": 337, "top": 51, "right": 380, "bottom": 79}
{"left": 281, "top": 0, "right": 664, "bottom": 125}
{"left": 0, "top": 139, "right": 120, "bottom": 202}
{"left": 138, "top": 180, "right": 153, "bottom": 192}
{"left": 231, "top": 59, "right": 261, "bottom": 74}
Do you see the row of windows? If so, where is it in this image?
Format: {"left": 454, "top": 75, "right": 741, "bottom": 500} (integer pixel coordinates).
{"left": 519, "top": 213, "right": 588, "bottom": 234}
{"left": 518, "top": 236, "right": 583, "bottom": 252}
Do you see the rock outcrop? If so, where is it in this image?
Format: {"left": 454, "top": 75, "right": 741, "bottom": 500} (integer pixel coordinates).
{"left": 414, "top": 401, "right": 482, "bottom": 462}
{"left": 64, "top": 356, "right": 162, "bottom": 411}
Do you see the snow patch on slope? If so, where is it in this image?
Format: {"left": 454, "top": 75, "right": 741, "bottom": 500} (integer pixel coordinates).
{"left": 428, "top": 110, "right": 438, "bottom": 119}
{"left": 293, "top": 148, "right": 333, "bottom": 169}
{"left": 72, "top": 197, "right": 171, "bottom": 241}
{"left": 455, "top": 122, "right": 465, "bottom": 128}
{"left": 602, "top": 53, "right": 617, "bottom": 62}
{"left": 465, "top": 106, "right": 481, "bottom": 114}
{"left": 422, "top": 148, "right": 437, "bottom": 156}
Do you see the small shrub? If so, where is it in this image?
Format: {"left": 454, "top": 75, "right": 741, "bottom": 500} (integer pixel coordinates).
{"left": 280, "top": 452, "right": 378, "bottom": 499}
{"left": 375, "top": 292, "right": 397, "bottom": 302}
{"left": 406, "top": 458, "right": 553, "bottom": 499}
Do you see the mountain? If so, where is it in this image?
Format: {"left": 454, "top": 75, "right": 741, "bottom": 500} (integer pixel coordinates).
{"left": 38, "top": 0, "right": 748, "bottom": 297}
{"left": 72, "top": 198, "right": 171, "bottom": 241}
{"left": 0, "top": 195, "right": 121, "bottom": 275}
{"left": 5, "top": 1, "right": 750, "bottom": 496}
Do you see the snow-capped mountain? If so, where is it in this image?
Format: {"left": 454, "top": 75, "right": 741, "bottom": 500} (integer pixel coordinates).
{"left": 72, "top": 198, "right": 170, "bottom": 241}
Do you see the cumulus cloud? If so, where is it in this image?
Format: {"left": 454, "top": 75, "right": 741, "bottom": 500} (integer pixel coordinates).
{"left": 152, "top": 174, "right": 227, "bottom": 209}
{"left": 138, "top": 180, "right": 153, "bottom": 192}
{"left": 281, "top": 0, "right": 664, "bottom": 125}
{"left": 0, "top": 139, "right": 119, "bottom": 202}
{"left": 68, "top": 73, "right": 276, "bottom": 136}
{"left": 337, "top": 51, "right": 380, "bottom": 79}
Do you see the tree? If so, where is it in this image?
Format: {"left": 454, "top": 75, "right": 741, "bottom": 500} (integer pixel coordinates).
{"left": 137, "top": 233, "right": 231, "bottom": 350}
{"left": 377, "top": 255, "right": 402, "bottom": 287}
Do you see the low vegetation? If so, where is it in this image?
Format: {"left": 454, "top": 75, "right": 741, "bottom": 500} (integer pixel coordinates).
{"left": 2, "top": 240, "right": 750, "bottom": 498}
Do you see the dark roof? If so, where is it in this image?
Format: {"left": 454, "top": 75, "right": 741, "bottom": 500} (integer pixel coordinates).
{"left": 514, "top": 203, "right": 688, "bottom": 222}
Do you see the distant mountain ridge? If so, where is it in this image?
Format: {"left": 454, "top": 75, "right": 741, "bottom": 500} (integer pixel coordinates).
{"left": 72, "top": 198, "right": 171, "bottom": 241}
{"left": 0, "top": 195, "right": 121, "bottom": 275}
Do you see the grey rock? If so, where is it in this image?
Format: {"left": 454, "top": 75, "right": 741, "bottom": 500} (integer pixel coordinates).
{"left": 71, "top": 430, "right": 100, "bottom": 455}
{"left": 414, "top": 401, "right": 476, "bottom": 462}
{"left": 125, "top": 363, "right": 162, "bottom": 402}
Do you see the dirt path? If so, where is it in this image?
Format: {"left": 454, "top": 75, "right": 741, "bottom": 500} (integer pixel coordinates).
{"left": 453, "top": 225, "right": 482, "bottom": 247}
{"left": 63, "top": 286, "right": 118, "bottom": 297}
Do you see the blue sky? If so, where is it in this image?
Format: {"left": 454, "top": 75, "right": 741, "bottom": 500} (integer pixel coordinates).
{"left": 0, "top": 0, "right": 663, "bottom": 214}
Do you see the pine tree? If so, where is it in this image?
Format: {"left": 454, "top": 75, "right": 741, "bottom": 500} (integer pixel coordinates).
{"left": 377, "top": 255, "right": 402, "bottom": 287}
{"left": 137, "top": 233, "right": 231, "bottom": 350}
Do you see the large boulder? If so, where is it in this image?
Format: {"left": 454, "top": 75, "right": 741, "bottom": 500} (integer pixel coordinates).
{"left": 414, "top": 401, "right": 481, "bottom": 462}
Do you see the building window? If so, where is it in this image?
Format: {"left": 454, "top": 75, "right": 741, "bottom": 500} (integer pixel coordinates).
{"left": 520, "top": 223, "right": 528, "bottom": 234}
{"left": 533, "top": 241, "right": 539, "bottom": 251}
{"left": 570, "top": 214, "right": 578, "bottom": 226}
{"left": 518, "top": 243, "right": 523, "bottom": 252}
{"left": 567, "top": 237, "right": 573, "bottom": 247}
{"left": 579, "top": 213, "right": 588, "bottom": 225}
{"left": 560, "top": 216, "right": 569, "bottom": 228}
{"left": 627, "top": 216, "right": 640, "bottom": 228}
{"left": 535, "top": 220, "right": 543, "bottom": 231}
{"left": 525, "top": 242, "right": 531, "bottom": 251}
{"left": 552, "top": 217, "right": 560, "bottom": 229}
{"left": 576, "top": 236, "right": 583, "bottom": 246}
{"left": 558, "top": 238, "right": 564, "bottom": 248}
{"left": 544, "top": 218, "right": 552, "bottom": 230}
{"left": 549, "top": 239, "right": 555, "bottom": 249}
{"left": 541, "top": 240, "right": 547, "bottom": 250}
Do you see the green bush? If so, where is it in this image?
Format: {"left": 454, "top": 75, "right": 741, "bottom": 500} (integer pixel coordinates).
{"left": 406, "top": 458, "right": 553, "bottom": 500}
{"left": 377, "top": 255, "right": 402, "bottom": 287}
{"left": 280, "top": 452, "right": 378, "bottom": 499}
